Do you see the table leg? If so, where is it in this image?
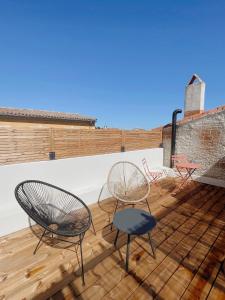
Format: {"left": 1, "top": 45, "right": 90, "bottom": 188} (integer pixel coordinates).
{"left": 176, "top": 166, "right": 186, "bottom": 179}
{"left": 114, "top": 230, "right": 120, "bottom": 247}
{"left": 177, "top": 168, "right": 196, "bottom": 191}
{"left": 148, "top": 232, "right": 155, "bottom": 258}
{"left": 126, "top": 234, "right": 131, "bottom": 272}
{"left": 187, "top": 168, "right": 196, "bottom": 181}
{"left": 178, "top": 171, "right": 189, "bottom": 190}
{"left": 111, "top": 199, "right": 119, "bottom": 230}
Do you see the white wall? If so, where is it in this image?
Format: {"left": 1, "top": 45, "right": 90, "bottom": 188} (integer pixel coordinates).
{"left": 0, "top": 148, "right": 163, "bottom": 237}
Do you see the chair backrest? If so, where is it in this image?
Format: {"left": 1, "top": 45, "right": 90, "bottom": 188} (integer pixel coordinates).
{"left": 15, "top": 180, "right": 91, "bottom": 236}
{"left": 107, "top": 161, "right": 150, "bottom": 203}
{"left": 171, "top": 154, "right": 188, "bottom": 165}
{"left": 142, "top": 158, "right": 151, "bottom": 180}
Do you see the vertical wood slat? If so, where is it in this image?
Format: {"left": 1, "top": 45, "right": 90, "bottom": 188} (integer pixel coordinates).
{"left": 0, "top": 125, "right": 162, "bottom": 165}
{"left": 50, "top": 128, "right": 54, "bottom": 152}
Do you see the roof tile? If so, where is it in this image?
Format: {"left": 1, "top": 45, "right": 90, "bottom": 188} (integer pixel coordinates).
{"left": 178, "top": 105, "right": 225, "bottom": 125}
{"left": 0, "top": 107, "right": 96, "bottom": 123}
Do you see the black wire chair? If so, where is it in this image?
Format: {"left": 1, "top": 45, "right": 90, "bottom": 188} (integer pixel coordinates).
{"left": 15, "top": 180, "right": 92, "bottom": 285}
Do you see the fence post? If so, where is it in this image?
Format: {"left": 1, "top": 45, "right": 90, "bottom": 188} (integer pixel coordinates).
{"left": 49, "top": 128, "right": 56, "bottom": 160}
{"left": 121, "top": 130, "right": 125, "bottom": 152}
{"left": 79, "top": 129, "right": 81, "bottom": 154}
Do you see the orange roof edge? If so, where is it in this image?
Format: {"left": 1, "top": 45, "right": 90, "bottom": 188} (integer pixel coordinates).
{"left": 163, "top": 104, "right": 225, "bottom": 128}
{"left": 175, "top": 104, "right": 225, "bottom": 126}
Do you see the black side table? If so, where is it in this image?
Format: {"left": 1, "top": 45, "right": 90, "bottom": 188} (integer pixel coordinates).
{"left": 113, "top": 208, "right": 157, "bottom": 272}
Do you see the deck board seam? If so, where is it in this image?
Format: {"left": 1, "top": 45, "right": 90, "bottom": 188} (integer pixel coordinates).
{"left": 125, "top": 187, "right": 224, "bottom": 300}
{"left": 156, "top": 189, "right": 225, "bottom": 300}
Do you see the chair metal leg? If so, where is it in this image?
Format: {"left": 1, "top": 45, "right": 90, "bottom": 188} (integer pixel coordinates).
{"left": 79, "top": 234, "right": 85, "bottom": 285}
{"left": 148, "top": 232, "right": 155, "bottom": 258}
{"left": 126, "top": 234, "right": 131, "bottom": 272}
{"left": 111, "top": 199, "right": 119, "bottom": 230}
{"left": 33, "top": 229, "right": 46, "bottom": 255}
{"left": 145, "top": 199, "right": 152, "bottom": 215}
{"left": 114, "top": 230, "right": 120, "bottom": 247}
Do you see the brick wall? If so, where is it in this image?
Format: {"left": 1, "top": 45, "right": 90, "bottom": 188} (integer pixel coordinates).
{"left": 163, "top": 110, "right": 225, "bottom": 180}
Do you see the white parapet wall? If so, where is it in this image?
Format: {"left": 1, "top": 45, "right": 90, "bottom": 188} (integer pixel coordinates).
{"left": 0, "top": 148, "right": 163, "bottom": 237}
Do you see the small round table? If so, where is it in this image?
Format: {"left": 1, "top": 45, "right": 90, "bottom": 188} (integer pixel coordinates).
{"left": 113, "top": 208, "right": 157, "bottom": 272}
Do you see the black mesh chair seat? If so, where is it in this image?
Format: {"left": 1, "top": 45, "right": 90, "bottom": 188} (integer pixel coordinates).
{"left": 15, "top": 180, "right": 91, "bottom": 236}
{"left": 15, "top": 180, "right": 92, "bottom": 285}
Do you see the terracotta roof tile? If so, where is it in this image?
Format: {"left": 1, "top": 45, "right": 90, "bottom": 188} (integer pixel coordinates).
{"left": 0, "top": 107, "right": 96, "bottom": 123}
{"left": 178, "top": 105, "right": 225, "bottom": 125}
{"left": 163, "top": 105, "right": 225, "bottom": 127}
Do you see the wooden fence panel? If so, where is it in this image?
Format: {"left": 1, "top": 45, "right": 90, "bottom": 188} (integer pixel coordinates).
{"left": 0, "top": 127, "right": 51, "bottom": 165}
{"left": 0, "top": 125, "right": 162, "bottom": 165}
{"left": 53, "top": 129, "right": 81, "bottom": 159}
{"left": 79, "top": 129, "right": 122, "bottom": 156}
{"left": 124, "top": 129, "right": 162, "bottom": 151}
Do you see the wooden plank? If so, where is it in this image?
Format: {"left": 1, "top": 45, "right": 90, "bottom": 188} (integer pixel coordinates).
{"left": 0, "top": 124, "right": 162, "bottom": 165}
{"left": 128, "top": 187, "right": 222, "bottom": 300}
{"left": 156, "top": 189, "right": 225, "bottom": 300}
{"left": 207, "top": 271, "right": 225, "bottom": 300}
{"left": 0, "top": 180, "right": 224, "bottom": 300}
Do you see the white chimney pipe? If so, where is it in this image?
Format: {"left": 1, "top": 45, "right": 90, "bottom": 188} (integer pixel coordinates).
{"left": 184, "top": 74, "right": 205, "bottom": 117}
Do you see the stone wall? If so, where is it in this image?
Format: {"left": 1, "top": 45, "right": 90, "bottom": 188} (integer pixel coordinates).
{"left": 163, "top": 110, "right": 225, "bottom": 180}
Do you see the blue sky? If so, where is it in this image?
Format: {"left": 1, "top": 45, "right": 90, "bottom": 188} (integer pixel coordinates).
{"left": 0, "top": 1, "right": 225, "bottom": 129}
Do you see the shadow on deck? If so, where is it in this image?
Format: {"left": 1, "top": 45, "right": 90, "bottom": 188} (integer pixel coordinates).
{"left": 1, "top": 178, "right": 225, "bottom": 300}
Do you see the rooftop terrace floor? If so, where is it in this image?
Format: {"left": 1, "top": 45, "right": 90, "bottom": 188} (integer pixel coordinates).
{"left": 1, "top": 178, "right": 225, "bottom": 300}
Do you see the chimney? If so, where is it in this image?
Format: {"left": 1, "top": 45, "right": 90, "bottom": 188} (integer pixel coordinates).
{"left": 184, "top": 74, "right": 205, "bottom": 117}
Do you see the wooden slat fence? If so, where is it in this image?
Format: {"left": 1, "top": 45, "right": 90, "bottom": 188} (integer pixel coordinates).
{"left": 0, "top": 126, "right": 162, "bottom": 165}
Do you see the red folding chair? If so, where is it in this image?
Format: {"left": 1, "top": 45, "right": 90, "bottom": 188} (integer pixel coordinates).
{"left": 171, "top": 154, "right": 189, "bottom": 178}
{"left": 142, "top": 158, "right": 164, "bottom": 184}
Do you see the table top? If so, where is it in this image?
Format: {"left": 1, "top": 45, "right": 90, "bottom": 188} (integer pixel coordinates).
{"left": 176, "top": 162, "right": 201, "bottom": 169}
{"left": 113, "top": 208, "right": 157, "bottom": 235}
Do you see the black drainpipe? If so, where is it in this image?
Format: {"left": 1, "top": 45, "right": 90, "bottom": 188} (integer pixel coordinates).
{"left": 170, "top": 109, "right": 182, "bottom": 168}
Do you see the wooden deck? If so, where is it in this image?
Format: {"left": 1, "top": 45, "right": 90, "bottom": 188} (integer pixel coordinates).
{"left": 1, "top": 178, "right": 225, "bottom": 300}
